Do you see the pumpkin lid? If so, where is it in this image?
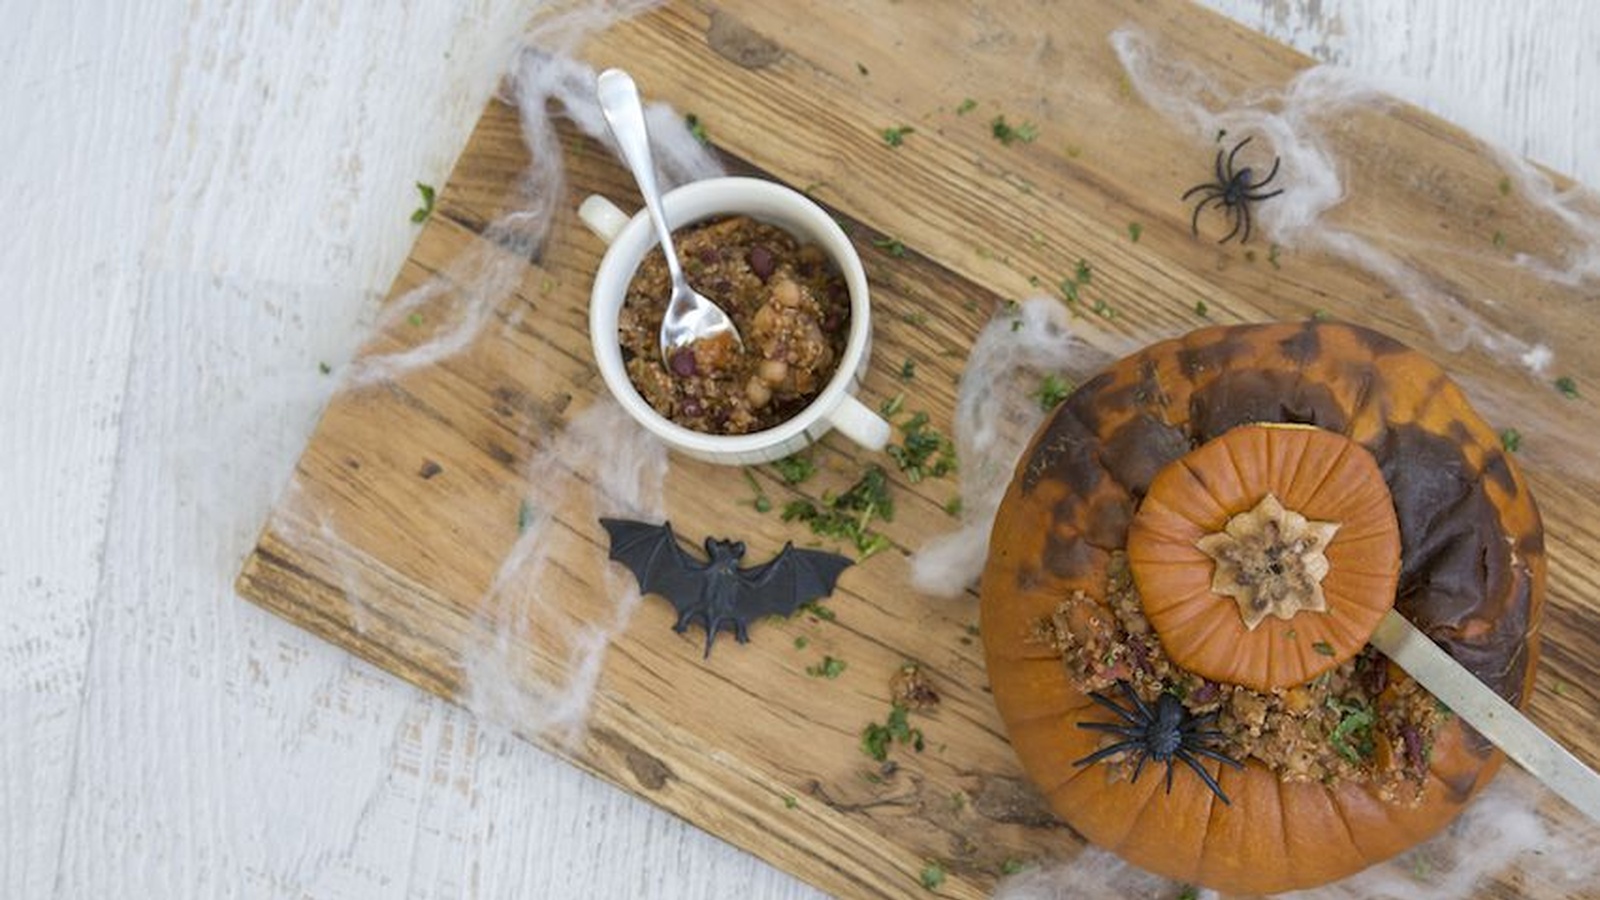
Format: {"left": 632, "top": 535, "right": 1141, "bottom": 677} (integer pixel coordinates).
{"left": 1126, "top": 423, "right": 1402, "bottom": 691}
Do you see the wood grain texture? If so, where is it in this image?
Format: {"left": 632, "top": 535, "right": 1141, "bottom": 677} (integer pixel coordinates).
{"left": 235, "top": 2, "right": 1600, "bottom": 898}
{"left": 13, "top": 1, "right": 1600, "bottom": 898}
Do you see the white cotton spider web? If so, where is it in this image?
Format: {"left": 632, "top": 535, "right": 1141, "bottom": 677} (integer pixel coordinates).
{"left": 271, "top": 3, "right": 724, "bottom": 750}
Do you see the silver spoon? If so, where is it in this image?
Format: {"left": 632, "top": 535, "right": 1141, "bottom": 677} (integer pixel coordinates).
{"left": 596, "top": 68, "right": 742, "bottom": 370}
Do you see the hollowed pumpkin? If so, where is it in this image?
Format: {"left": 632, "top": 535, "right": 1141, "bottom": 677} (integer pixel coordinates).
{"left": 979, "top": 321, "right": 1544, "bottom": 894}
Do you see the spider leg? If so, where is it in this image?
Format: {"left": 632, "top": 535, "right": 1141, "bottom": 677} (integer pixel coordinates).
{"left": 1225, "top": 137, "right": 1252, "bottom": 181}
{"left": 1214, "top": 145, "right": 1229, "bottom": 185}
{"left": 1073, "top": 739, "right": 1142, "bottom": 768}
{"left": 1240, "top": 201, "right": 1253, "bottom": 244}
{"left": 1219, "top": 204, "right": 1244, "bottom": 244}
{"left": 1181, "top": 181, "right": 1220, "bottom": 201}
{"left": 1077, "top": 721, "right": 1144, "bottom": 738}
{"left": 1119, "top": 681, "right": 1155, "bottom": 722}
{"left": 1189, "top": 192, "right": 1223, "bottom": 237}
{"left": 1129, "top": 748, "right": 1151, "bottom": 784}
{"left": 1086, "top": 690, "right": 1144, "bottom": 725}
{"left": 1189, "top": 745, "right": 1245, "bottom": 770}
{"left": 1242, "top": 187, "right": 1285, "bottom": 202}
{"left": 1176, "top": 748, "right": 1234, "bottom": 805}
{"left": 1249, "top": 155, "right": 1281, "bottom": 189}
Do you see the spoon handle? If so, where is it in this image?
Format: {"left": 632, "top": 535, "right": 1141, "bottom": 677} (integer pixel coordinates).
{"left": 596, "top": 69, "right": 687, "bottom": 287}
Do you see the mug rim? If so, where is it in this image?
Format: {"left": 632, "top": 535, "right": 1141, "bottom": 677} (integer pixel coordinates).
{"left": 588, "top": 176, "right": 872, "bottom": 454}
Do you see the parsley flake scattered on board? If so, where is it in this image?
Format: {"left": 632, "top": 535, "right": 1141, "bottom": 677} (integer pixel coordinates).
{"left": 806, "top": 655, "right": 848, "bottom": 679}
{"left": 685, "top": 113, "right": 708, "bottom": 144}
{"left": 410, "top": 182, "right": 435, "bottom": 223}
{"left": 1555, "top": 375, "right": 1580, "bottom": 399}
{"left": 1500, "top": 428, "right": 1523, "bottom": 453}
{"left": 872, "top": 236, "right": 908, "bottom": 257}
{"left": 990, "top": 114, "right": 1039, "bottom": 145}
{"left": 881, "top": 125, "right": 915, "bottom": 147}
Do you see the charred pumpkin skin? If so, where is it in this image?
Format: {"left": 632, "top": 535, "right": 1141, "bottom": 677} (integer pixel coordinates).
{"left": 979, "top": 321, "right": 1545, "bottom": 894}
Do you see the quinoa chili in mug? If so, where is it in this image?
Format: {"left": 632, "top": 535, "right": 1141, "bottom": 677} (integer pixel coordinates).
{"left": 618, "top": 215, "right": 851, "bottom": 435}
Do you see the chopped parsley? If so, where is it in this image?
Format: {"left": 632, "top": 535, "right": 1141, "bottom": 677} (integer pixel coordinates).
{"left": 1268, "top": 243, "right": 1282, "bottom": 269}
{"left": 990, "top": 114, "right": 1039, "bottom": 145}
{"left": 807, "top": 655, "right": 848, "bottom": 679}
{"left": 899, "top": 358, "right": 917, "bottom": 381}
{"left": 879, "top": 392, "right": 906, "bottom": 418}
{"left": 1311, "top": 308, "right": 1331, "bottom": 321}
{"left": 783, "top": 794, "right": 799, "bottom": 809}
{"left": 955, "top": 98, "right": 977, "bottom": 115}
{"left": 798, "top": 601, "right": 837, "bottom": 622}
{"left": 881, "top": 125, "right": 915, "bottom": 147}
{"left": 1091, "top": 297, "right": 1116, "bottom": 319}
{"left": 517, "top": 500, "right": 534, "bottom": 533}
{"left": 1312, "top": 640, "right": 1336, "bottom": 657}
{"left": 1001, "top": 859, "right": 1027, "bottom": 876}
{"left": 742, "top": 468, "right": 773, "bottom": 512}
{"left": 1194, "top": 299, "right": 1209, "bottom": 317}
{"left": 1500, "top": 428, "right": 1522, "bottom": 453}
{"left": 793, "top": 636, "right": 809, "bottom": 650}
{"left": 1178, "top": 887, "right": 1200, "bottom": 900}
{"left": 862, "top": 702, "right": 924, "bottom": 761}
{"left": 872, "top": 236, "right": 908, "bottom": 257}
{"left": 1059, "top": 258, "right": 1092, "bottom": 304}
{"left": 1555, "top": 375, "right": 1580, "bottom": 399}
{"left": 919, "top": 861, "right": 947, "bottom": 890}
{"left": 1492, "top": 230, "right": 1507, "bottom": 249}
{"left": 770, "top": 453, "right": 816, "bottom": 485}
{"left": 1498, "top": 175, "right": 1513, "bottom": 196}
{"left": 887, "top": 411, "right": 957, "bottom": 483}
{"left": 1328, "top": 698, "right": 1377, "bottom": 763}
{"left": 782, "top": 465, "right": 894, "bottom": 558}
{"left": 1127, "top": 222, "right": 1143, "bottom": 243}
{"left": 407, "top": 312, "right": 424, "bottom": 327}
{"left": 685, "top": 113, "right": 708, "bottom": 144}
{"left": 942, "top": 496, "right": 963, "bottom": 518}
{"left": 856, "top": 61, "right": 869, "bottom": 76}
{"left": 318, "top": 361, "right": 332, "bottom": 375}
{"left": 410, "top": 182, "right": 436, "bottom": 223}
{"left": 1033, "top": 373, "right": 1073, "bottom": 411}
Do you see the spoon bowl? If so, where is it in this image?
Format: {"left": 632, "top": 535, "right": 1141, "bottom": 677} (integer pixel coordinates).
{"left": 596, "top": 68, "right": 742, "bottom": 368}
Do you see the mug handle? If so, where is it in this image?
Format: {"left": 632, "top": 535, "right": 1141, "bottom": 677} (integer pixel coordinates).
{"left": 578, "top": 194, "right": 631, "bottom": 244}
{"left": 827, "top": 394, "right": 892, "bottom": 451}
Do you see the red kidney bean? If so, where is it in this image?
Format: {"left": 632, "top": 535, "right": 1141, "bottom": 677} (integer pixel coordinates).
{"left": 669, "top": 348, "right": 699, "bottom": 377}
{"left": 747, "top": 245, "right": 775, "bottom": 279}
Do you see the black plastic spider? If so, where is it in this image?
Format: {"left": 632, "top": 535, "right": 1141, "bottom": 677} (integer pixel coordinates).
{"left": 1073, "top": 681, "right": 1244, "bottom": 804}
{"left": 1182, "top": 137, "right": 1283, "bottom": 244}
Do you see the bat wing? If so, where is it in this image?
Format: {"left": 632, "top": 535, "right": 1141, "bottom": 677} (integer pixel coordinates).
{"left": 735, "top": 542, "right": 854, "bottom": 620}
{"left": 599, "top": 518, "right": 706, "bottom": 616}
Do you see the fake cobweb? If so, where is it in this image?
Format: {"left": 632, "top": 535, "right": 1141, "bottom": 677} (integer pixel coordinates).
{"left": 265, "top": 8, "right": 1600, "bottom": 899}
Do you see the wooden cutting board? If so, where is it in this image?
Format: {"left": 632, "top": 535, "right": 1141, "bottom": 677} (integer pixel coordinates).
{"left": 237, "top": 2, "right": 1600, "bottom": 897}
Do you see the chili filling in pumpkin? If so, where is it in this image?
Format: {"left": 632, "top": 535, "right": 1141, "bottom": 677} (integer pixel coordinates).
{"left": 1042, "top": 551, "right": 1447, "bottom": 806}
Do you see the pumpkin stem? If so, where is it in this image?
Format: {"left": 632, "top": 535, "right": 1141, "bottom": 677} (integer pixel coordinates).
{"left": 1196, "top": 493, "right": 1340, "bottom": 630}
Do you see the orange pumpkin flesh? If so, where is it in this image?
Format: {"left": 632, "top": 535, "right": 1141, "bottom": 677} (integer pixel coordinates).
{"left": 979, "top": 321, "right": 1545, "bottom": 894}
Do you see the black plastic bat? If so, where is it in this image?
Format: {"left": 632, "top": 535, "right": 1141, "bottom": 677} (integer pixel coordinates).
{"left": 599, "top": 517, "right": 853, "bottom": 658}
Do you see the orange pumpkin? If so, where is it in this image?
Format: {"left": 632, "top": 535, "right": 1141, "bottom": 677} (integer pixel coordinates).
{"left": 979, "top": 321, "right": 1544, "bottom": 894}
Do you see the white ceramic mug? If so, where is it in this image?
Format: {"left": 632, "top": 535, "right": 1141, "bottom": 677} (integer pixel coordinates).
{"left": 580, "top": 176, "right": 891, "bottom": 466}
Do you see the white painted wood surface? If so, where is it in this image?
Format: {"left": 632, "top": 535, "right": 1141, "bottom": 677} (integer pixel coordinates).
{"left": 4, "top": 2, "right": 1596, "bottom": 897}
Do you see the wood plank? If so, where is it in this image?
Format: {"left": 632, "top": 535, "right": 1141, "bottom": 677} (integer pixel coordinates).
{"left": 238, "top": 2, "right": 1600, "bottom": 897}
